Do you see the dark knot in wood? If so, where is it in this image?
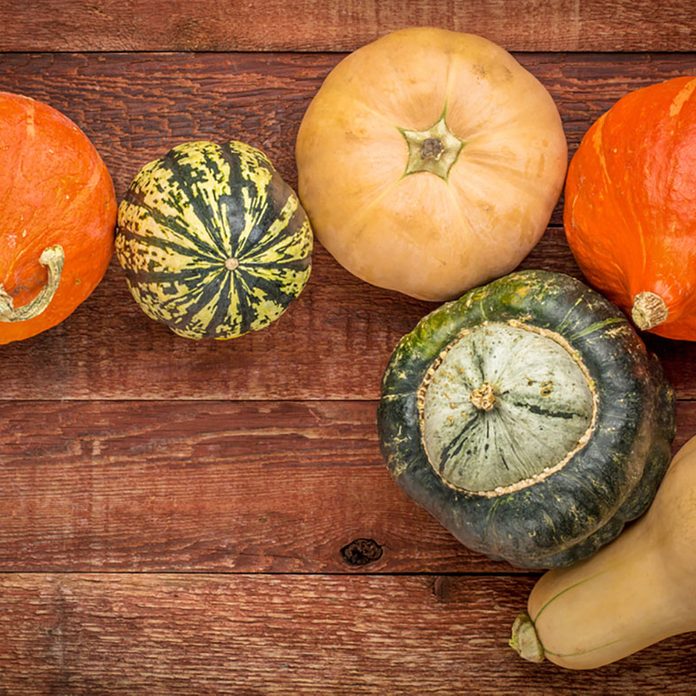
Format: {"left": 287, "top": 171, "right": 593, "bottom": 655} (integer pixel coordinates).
{"left": 340, "top": 538, "right": 383, "bottom": 566}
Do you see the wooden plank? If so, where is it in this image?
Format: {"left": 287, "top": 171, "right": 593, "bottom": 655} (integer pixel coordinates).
{"left": 0, "top": 573, "right": 694, "bottom": 693}
{"left": 2, "top": 52, "right": 695, "bottom": 224}
{"left": 0, "top": 399, "right": 503, "bottom": 573}
{"left": 2, "top": 52, "right": 694, "bottom": 209}
{"left": 1, "top": 399, "right": 694, "bottom": 573}
{"left": 1, "top": 52, "right": 695, "bottom": 401}
{"left": 1, "top": 0, "right": 694, "bottom": 52}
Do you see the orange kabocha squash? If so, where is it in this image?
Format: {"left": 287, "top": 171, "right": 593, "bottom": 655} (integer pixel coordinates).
{"left": 565, "top": 77, "right": 696, "bottom": 340}
{"left": 0, "top": 92, "right": 116, "bottom": 344}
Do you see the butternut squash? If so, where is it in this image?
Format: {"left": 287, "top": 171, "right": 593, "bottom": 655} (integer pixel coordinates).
{"left": 510, "top": 435, "right": 696, "bottom": 669}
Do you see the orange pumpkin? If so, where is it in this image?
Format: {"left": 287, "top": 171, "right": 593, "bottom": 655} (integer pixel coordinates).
{"left": 0, "top": 92, "right": 116, "bottom": 345}
{"left": 564, "top": 77, "right": 696, "bottom": 340}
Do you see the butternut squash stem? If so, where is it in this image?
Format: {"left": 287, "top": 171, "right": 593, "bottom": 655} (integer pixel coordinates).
{"left": 0, "top": 245, "right": 64, "bottom": 323}
{"left": 509, "top": 613, "right": 545, "bottom": 663}
{"left": 631, "top": 292, "right": 668, "bottom": 331}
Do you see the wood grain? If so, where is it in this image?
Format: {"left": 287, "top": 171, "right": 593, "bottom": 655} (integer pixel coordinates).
{"left": 1, "top": 0, "right": 694, "bottom": 52}
{"left": 0, "top": 399, "right": 514, "bottom": 573}
{"left": 0, "top": 53, "right": 695, "bottom": 401}
{"left": 0, "top": 399, "right": 694, "bottom": 574}
{"left": 0, "top": 573, "right": 694, "bottom": 694}
{"left": 2, "top": 6, "right": 695, "bottom": 693}
{"left": 3, "top": 52, "right": 694, "bottom": 206}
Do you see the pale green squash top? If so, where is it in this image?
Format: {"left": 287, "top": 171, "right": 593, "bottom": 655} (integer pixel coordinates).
{"left": 418, "top": 321, "right": 596, "bottom": 495}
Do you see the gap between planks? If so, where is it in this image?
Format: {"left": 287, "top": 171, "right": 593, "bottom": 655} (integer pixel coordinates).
{"left": 0, "top": 570, "right": 540, "bottom": 577}
{"left": 1, "top": 50, "right": 694, "bottom": 56}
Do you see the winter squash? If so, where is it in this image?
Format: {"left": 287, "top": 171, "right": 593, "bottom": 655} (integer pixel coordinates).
{"left": 0, "top": 92, "right": 116, "bottom": 344}
{"left": 116, "top": 140, "right": 313, "bottom": 340}
{"left": 511, "top": 434, "right": 696, "bottom": 669}
{"left": 296, "top": 27, "right": 567, "bottom": 301}
{"left": 378, "top": 270, "right": 675, "bottom": 568}
{"left": 565, "top": 76, "right": 696, "bottom": 340}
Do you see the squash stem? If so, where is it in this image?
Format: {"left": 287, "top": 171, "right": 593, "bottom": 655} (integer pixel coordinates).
{"left": 631, "top": 292, "right": 668, "bottom": 331}
{"left": 399, "top": 114, "right": 464, "bottom": 181}
{"left": 470, "top": 382, "right": 496, "bottom": 411}
{"left": 509, "top": 613, "right": 545, "bottom": 663}
{"left": 0, "top": 245, "right": 64, "bottom": 323}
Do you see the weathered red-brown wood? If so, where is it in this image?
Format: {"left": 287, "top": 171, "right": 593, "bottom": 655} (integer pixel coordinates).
{"left": 2, "top": 52, "right": 694, "bottom": 207}
{"left": 1, "top": 0, "right": 694, "bottom": 53}
{"left": 0, "top": 53, "right": 695, "bottom": 401}
{"left": 0, "top": 399, "right": 693, "bottom": 574}
{"left": 0, "top": 236, "right": 692, "bottom": 402}
{"left": 0, "top": 573, "right": 693, "bottom": 694}
{"left": 1, "top": 11, "right": 696, "bottom": 689}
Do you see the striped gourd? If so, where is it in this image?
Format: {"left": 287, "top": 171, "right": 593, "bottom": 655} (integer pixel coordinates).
{"left": 116, "top": 140, "right": 313, "bottom": 339}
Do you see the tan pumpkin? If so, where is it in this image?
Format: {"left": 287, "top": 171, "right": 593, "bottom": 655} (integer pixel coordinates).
{"left": 296, "top": 28, "right": 568, "bottom": 301}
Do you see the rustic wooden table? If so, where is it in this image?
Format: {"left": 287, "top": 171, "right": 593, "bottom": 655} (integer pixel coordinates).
{"left": 1, "top": 1, "right": 695, "bottom": 693}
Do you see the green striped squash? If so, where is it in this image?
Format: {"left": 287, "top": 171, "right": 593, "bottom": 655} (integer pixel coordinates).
{"left": 116, "top": 140, "right": 313, "bottom": 339}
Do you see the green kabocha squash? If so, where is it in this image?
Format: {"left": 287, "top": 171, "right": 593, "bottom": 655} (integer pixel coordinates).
{"left": 116, "top": 140, "right": 313, "bottom": 339}
{"left": 378, "top": 270, "right": 675, "bottom": 569}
